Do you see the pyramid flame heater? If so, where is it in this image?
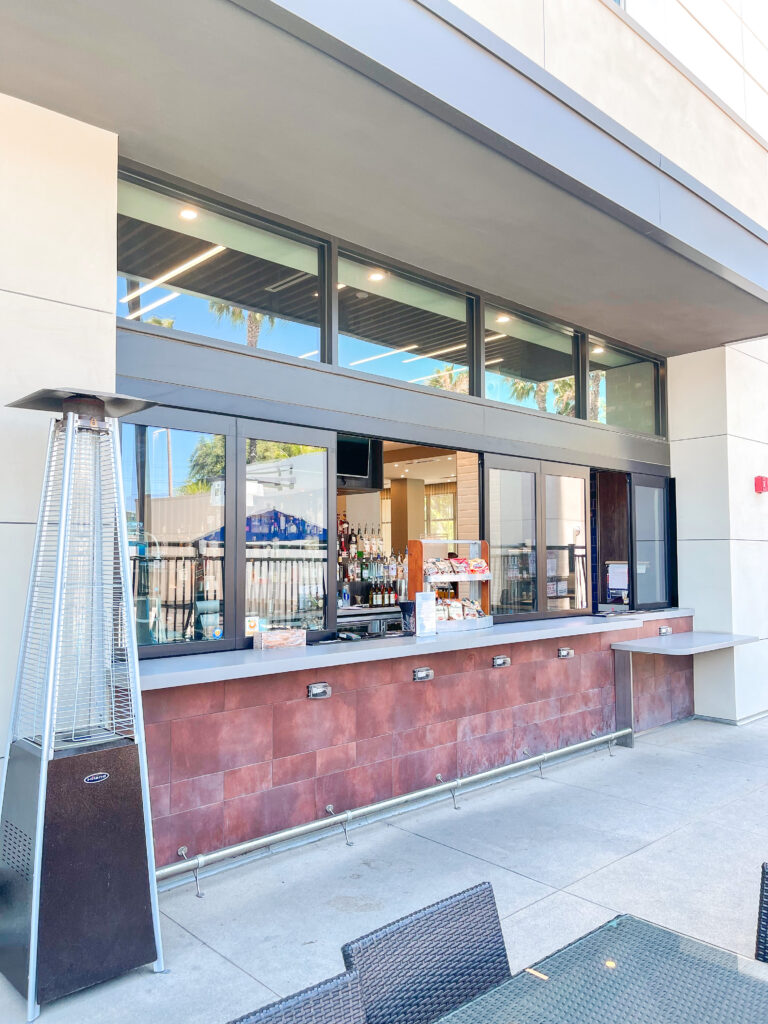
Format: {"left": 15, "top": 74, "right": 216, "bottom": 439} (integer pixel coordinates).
{"left": 0, "top": 390, "right": 164, "bottom": 1021}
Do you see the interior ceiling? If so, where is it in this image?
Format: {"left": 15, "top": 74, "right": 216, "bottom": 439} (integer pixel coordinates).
{"left": 4, "top": 0, "right": 768, "bottom": 355}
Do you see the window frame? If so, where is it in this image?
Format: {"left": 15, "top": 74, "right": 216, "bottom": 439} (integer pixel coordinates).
{"left": 234, "top": 416, "right": 337, "bottom": 646}
{"left": 120, "top": 406, "right": 238, "bottom": 659}
{"left": 483, "top": 455, "right": 592, "bottom": 622}
{"left": 630, "top": 473, "right": 673, "bottom": 611}
{"left": 586, "top": 336, "right": 664, "bottom": 436}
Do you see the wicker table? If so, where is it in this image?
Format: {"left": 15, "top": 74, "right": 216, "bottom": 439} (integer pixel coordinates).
{"left": 437, "top": 916, "right": 768, "bottom": 1023}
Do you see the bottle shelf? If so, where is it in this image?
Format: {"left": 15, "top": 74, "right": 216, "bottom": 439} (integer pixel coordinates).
{"left": 424, "top": 573, "right": 492, "bottom": 582}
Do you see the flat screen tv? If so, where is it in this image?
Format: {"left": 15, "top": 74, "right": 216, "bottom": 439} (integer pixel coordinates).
{"left": 337, "top": 435, "right": 370, "bottom": 478}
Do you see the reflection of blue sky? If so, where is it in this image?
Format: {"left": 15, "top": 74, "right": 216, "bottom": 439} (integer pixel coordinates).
{"left": 117, "top": 277, "right": 320, "bottom": 359}
{"left": 121, "top": 423, "right": 214, "bottom": 503}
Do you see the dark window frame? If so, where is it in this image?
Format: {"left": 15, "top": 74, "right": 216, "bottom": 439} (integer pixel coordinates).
{"left": 630, "top": 473, "right": 673, "bottom": 611}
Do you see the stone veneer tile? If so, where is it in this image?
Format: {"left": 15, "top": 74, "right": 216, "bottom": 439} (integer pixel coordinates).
{"left": 224, "top": 779, "right": 317, "bottom": 846}
{"left": 392, "top": 743, "right": 457, "bottom": 796}
{"left": 458, "top": 730, "right": 514, "bottom": 777}
{"left": 456, "top": 712, "right": 488, "bottom": 742}
{"left": 273, "top": 692, "right": 356, "bottom": 758}
{"left": 150, "top": 784, "right": 170, "bottom": 820}
{"left": 170, "top": 773, "right": 224, "bottom": 814}
{"left": 514, "top": 698, "right": 560, "bottom": 727}
{"left": 316, "top": 741, "right": 357, "bottom": 776}
{"left": 485, "top": 707, "right": 515, "bottom": 735}
{"left": 356, "top": 733, "right": 393, "bottom": 766}
{"left": 272, "top": 751, "right": 317, "bottom": 788}
{"left": 223, "top": 761, "right": 272, "bottom": 800}
{"left": 559, "top": 707, "right": 604, "bottom": 747}
{"left": 315, "top": 761, "right": 392, "bottom": 817}
{"left": 535, "top": 657, "right": 582, "bottom": 700}
{"left": 485, "top": 663, "right": 538, "bottom": 711}
{"left": 560, "top": 688, "right": 603, "bottom": 716}
{"left": 393, "top": 720, "right": 457, "bottom": 755}
{"left": 142, "top": 681, "right": 224, "bottom": 724}
{"left": 170, "top": 705, "right": 273, "bottom": 781}
{"left": 153, "top": 803, "right": 225, "bottom": 867}
{"left": 145, "top": 721, "right": 170, "bottom": 788}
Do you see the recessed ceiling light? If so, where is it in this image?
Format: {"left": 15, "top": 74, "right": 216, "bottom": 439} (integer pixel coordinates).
{"left": 368, "top": 270, "right": 386, "bottom": 282}
{"left": 394, "top": 463, "right": 399, "bottom": 467}
{"left": 179, "top": 207, "right": 198, "bottom": 221}
{"left": 337, "top": 283, "right": 346, "bottom": 290}
{"left": 591, "top": 346, "right": 604, "bottom": 355}
{"left": 496, "top": 314, "right": 511, "bottom": 323}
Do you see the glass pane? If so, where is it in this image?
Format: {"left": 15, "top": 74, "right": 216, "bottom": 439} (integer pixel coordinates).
{"left": 588, "top": 338, "right": 657, "bottom": 435}
{"left": 635, "top": 484, "right": 668, "bottom": 605}
{"left": 245, "top": 440, "right": 327, "bottom": 630}
{"left": 484, "top": 306, "right": 576, "bottom": 416}
{"left": 545, "top": 475, "right": 588, "bottom": 611}
{"left": 117, "top": 181, "right": 321, "bottom": 361}
{"left": 338, "top": 253, "right": 470, "bottom": 393}
{"left": 121, "top": 424, "right": 226, "bottom": 645}
{"left": 488, "top": 468, "right": 537, "bottom": 615}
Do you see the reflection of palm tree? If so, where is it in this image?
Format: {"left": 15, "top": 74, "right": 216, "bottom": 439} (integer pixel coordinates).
{"left": 208, "top": 301, "right": 275, "bottom": 347}
{"left": 426, "top": 364, "right": 469, "bottom": 393}
{"left": 507, "top": 376, "right": 576, "bottom": 415}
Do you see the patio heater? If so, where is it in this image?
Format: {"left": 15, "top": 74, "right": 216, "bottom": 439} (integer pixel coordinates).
{"left": 0, "top": 390, "right": 164, "bottom": 1021}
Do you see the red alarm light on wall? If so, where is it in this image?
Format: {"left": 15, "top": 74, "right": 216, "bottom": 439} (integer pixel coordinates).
{"left": 755, "top": 476, "right": 768, "bottom": 494}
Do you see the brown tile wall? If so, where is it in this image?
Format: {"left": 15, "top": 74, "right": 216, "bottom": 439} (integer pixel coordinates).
{"left": 144, "top": 615, "right": 693, "bottom": 866}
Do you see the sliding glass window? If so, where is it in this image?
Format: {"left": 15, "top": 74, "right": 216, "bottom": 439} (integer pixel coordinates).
{"left": 484, "top": 306, "right": 577, "bottom": 416}
{"left": 121, "top": 422, "right": 228, "bottom": 647}
{"left": 338, "top": 253, "right": 471, "bottom": 394}
{"left": 588, "top": 338, "right": 658, "bottom": 435}
{"left": 117, "top": 181, "right": 322, "bottom": 361}
{"left": 543, "top": 467, "right": 589, "bottom": 612}
{"left": 632, "top": 475, "right": 669, "bottom": 608}
{"left": 243, "top": 438, "right": 328, "bottom": 631}
{"left": 487, "top": 463, "right": 538, "bottom": 616}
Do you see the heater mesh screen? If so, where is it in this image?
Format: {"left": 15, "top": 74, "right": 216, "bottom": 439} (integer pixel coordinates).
{"left": 12, "top": 417, "right": 137, "bottom": 748}
{"left": 1, "top": 819, "right": 33, "bottom": 882}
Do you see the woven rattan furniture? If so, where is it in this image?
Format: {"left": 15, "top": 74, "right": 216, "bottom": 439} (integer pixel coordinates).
{"left": 436, "top": 915, "right": 768, "bottom": 1023}
{"left": 341, "top": 881, "right": 510, "bottom": 1024}
{"left": 228, "top": 970, "right": 364, "bottom": 1024}
{"left": 756, "top": 862, "right": 768, "bottom": 962}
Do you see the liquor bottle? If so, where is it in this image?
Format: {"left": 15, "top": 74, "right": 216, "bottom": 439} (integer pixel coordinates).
{"left": 349, "top": 526, "right": 357, "bottom": 559}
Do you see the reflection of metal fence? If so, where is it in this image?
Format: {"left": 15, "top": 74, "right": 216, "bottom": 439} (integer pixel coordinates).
{"left": 245, "top": 545, "right": 326, "bottom": 628}
{"left": 130, "top": 543, "right": 327, "bottom": 642}
{"left": 131, "top": 543, "right": 224, "bottom": 643}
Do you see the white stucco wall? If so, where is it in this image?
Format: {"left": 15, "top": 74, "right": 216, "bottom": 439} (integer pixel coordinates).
{"left": 668, "top": 339, "right": 768, "bottom": 722}
{"left": 0, "top": 93, "right": 117, "bottom": 749}
{"left": 451, "top": 0, "right": 768, "bottom": 231}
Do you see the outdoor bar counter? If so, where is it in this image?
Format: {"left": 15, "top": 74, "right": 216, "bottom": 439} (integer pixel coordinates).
{"left": 140, "top": 610, "right": 694, "bottom": 867}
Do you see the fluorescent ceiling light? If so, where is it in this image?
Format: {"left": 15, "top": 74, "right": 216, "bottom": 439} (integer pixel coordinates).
{"left": 299, "top": 349, "right": 319, "bottom": 359}
{"left": 121, "top": 244, "right": 225, "bottom": 303}
{"left": 485, "top": 358, "right": 504, "bottom": 366}
{"left": 265, "top": 270, "right": 312, "bottom": 293}
{"left": 403, "top": 343, "right": 466, "bottom": 364}
{"left": 485, "top": 333, "right": 506, "bottom": 342}
{"left": 349, "top": 344, "right": 417, "bottom": 366}
{"left": 125, "top": 291, "right": 180, "bottom": 320}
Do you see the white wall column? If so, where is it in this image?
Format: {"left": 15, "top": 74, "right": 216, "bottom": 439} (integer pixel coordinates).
{"left": 0, "top": 93, "right": 117, "bottom": 748}
{"left": 669, "top": 340, "right": 768, "bottom": 723}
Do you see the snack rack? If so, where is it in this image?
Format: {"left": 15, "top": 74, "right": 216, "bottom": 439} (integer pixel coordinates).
{"left": 407, "top": 538, "right": 492, "bottom": 615}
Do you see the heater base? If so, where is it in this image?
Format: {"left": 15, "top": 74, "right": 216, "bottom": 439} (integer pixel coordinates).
{"left": 36, "top": 743, "right": 157, "bottom": 1004}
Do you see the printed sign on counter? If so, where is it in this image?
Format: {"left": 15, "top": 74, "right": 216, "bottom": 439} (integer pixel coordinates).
{"left": 415, "top": 591, "right": 437, "bottom": 636}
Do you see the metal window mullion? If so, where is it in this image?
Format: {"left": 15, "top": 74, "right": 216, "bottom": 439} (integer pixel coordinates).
{"left": 575, "top": 332, "right": 588, "bottom": 421}
{"left": 469, "top": 295, "right": 484, "bottom": 399}
{"left": 111, "top": 419, "right": 165, "bottom": 973}
{"left": 320, "top": 239, "right": 339, "bottom": 366}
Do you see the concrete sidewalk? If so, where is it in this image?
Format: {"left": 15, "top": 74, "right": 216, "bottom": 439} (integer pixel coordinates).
{"left": 3, "top": 716, "right": 768, "bottom": 1023}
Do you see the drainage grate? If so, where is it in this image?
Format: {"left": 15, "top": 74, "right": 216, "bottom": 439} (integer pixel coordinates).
{"left": 1, "top": 818, "right": 32, "bottom": 881}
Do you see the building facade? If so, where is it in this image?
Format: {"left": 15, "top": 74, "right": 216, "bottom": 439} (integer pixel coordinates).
{"left": 1, "top": 0, "right": 768, "bottom": 864}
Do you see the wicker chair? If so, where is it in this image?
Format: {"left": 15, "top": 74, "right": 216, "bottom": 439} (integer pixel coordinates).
{"left": 341, "top": 881, "right": 510, "bottom": 1024}
{"left": 228, "top": 970, "right": 364, "bottom": 1024}
{"left": 756, "top": 863, "right": 768, "bottom": 962}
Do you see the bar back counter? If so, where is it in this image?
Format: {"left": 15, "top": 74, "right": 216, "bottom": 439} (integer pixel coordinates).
{"left": 140, "top": 611, "right": 693, "bottom": 869}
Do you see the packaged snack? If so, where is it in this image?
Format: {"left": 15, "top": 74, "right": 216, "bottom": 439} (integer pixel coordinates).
{"left": 462, "top": 598, "right": 485, "bottom": 618}
{"left": 447, "top": 599, "right": 464, "bottom": 620}
{"left": 434, "top": 558, "right": 454, "bottom": 574}
{"left": 424, "top": 558, "right": 443, "bottom": 576}
{"left": 467, "top": 558, "right": 489, "bottom": 575}
{"left": 449, "top": 557, "right": 471, "bottom": 574}
{"left": 436, "top": 601, "right": 449, "bottom": 621}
